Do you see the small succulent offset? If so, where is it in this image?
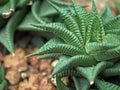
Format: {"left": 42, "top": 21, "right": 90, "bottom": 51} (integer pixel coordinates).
{"left": 29, "top": 0, "right": 120, "bottom": 89}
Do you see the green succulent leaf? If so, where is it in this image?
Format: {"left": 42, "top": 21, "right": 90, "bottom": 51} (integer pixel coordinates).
{"left": 0, "top": 0, "right": 18, "bottom": 18}
{"left": 66, "top": 55, "right": 97, "bottom": 67}
{"left": 93, "top": 46, "right": 120, "bottom": 61}
{"left": 91, "top": 15, "right": 105, "bottom": 42}
{"left": 100, "top": 4, "right": 114, "bottom": 24}
{"left": 71, "top": 0, "right": 89, "bottom": 44}
{"left": 0, "top": 80, "right": 7, "bottom": 90}
{"left": 0, "top": 64, "right": 8, "bottom": 90}
{"left": 30, "top": 43, "right": 81, "bottom": 56}
{"left": 31, "top": 23, "right": 82, "bottom": 49}
{"left": 85, "top": 15, "right": 94, "bottom": 43}
{"left": 50, "top": 0, "right": 71, "bottom": 6}
{"left": 104, "top": 34, "right": 120, "bottom": 45}
{"left": 0, "top": 64, "right": 5, "bottom": 82}
{"left": 95, "top": 79, "right": 120, "bottom": 90}
{"left": 85, "top": 42, "right": 117, "bottom": 54}
{"left": 53, "top": 55, "right": 97, "bottom": 75}
{"left": 53, "top": 56, "right": 70, "bottom": 74}
{"left": 33, "top": 1, "right": 87, "bottom": 51}
{"left": 10, "top": 0, "right": 18, "bottom": 10}
{"left": 39, "top": 53, "right": 61, "bottom": 60}
{"left": 106, "top": 29, "right": 120, "bottom": 35}
{"left": 56, "top": 76, "right": 70, "bottom": 90}
{"left": 28, "top": 38, "right": 81, "bottom": 56}
{"left": 18, "top": 0, "right": 44, "bottom": 31}
{"left": 17, "top": 0, "right": 31, "bottom": 8}
{"left": 31, "top": 0, "right": 44, "bottom": 23}
{"left": 102, "top": 62, "right": 120, "bottom": 77}
{"left": 76, "top": 61, "right": 107, "bottom": 84}
{"left": 92, "top": 0, "right": 98, "bottom": 15}
{"left": 0, "top": 9, "right": 27, "bottom": 55}
{"left": 56, "top": 69, "right": 81, "bottom": 78}
{"left": 18, "top": 11, "right": 41, "bottom": 31}
{"left": 39, "top": 0, "right": 58, "bottom": 17}
{"left": 104, "top": 15, "right": 120, "bottom": 30}
{"left": 73, "top": 77, "right": 90, "bottom": 90}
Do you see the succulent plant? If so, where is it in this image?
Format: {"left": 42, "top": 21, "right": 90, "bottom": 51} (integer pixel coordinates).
{"left": 0, "top": 0, "right": 72, "bottom": 55}
{"left": 29, "top": 0, "right": 120, "bottom": 89}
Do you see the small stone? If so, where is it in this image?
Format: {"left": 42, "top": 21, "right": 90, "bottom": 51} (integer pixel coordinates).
{"left": 21, "top": 72, "right": 28, "bottom": 79}
{"left": 6, "top": 69, "right": 20, "bottom": 85}
{"left": 51, "top": 60, "right": 58, "bottom": 67}
{"left": 4, "top": 48, "right": 28, "bottom": 71}
{"left": 8, "top": 85, "right": 18, "bottom": 90}
{"left": 51, "top": 75, "right": 57, "bottom": 86}
{"left": 39, "top": 60, "right": 53, "bottom": 74}
{"left": 42, "top": 72, "right": 47, "bottom": 76}
{"left": 61, "top": 77, "right": 69, "bottom": 85}
{"left": 28, "top": 56, "right": 40, "bottom": 69}
{"left": 39, "top": 77, "right": 56, "bottom": 90}
{"left": 28, "top": 73, "right": 41, "bottom": 90}
{"left": 18, "top": 80, "right": 30, "bottom": 90}
{"left": 51, "top": 76, "right": 69, "bottom": 86}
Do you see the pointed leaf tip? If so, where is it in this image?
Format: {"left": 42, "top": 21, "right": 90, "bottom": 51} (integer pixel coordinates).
{"left": 25, "top": 54, "right": 32, "bottom": 58}
{"left": 12, "top": 53, "right": 15, "bottom": 56}
{"left": 71, "top": 0, "right": 75, "bottom": 3}
{"left": 90, "top": 81, "right": 94, "bottom": 85}
{"left": 92, "top": 0, "right": 98, "bottom": 14}
{"left": 47, "top": 0, "right": 60, "bottom": 12}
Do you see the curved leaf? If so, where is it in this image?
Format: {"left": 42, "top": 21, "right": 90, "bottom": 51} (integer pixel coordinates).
{"left": 76, "top": 61, "right": 107, "bottom": 84}
{"left": 105, "top": 29, "right": 120, "bottom": 35}
{"left": 72, "top": 0, "right": 91, "bottom": 44}
{"left": 17, "top": 0, "right": 31, "bottom": 8}
{"left": 100, "top": 4, "right": 114, "bottom": 24}
{"left": 56, "top": 76, "right": 70, "bottom": 90}
{"left": 0, "top": 64, "right": 8, "bottom": 90}
{"left": 104, "top": 15, "right": 120, "bottom": 30}
{"left": 18, "top": 12, "right": 41, "bottom": 31}
{"left": 56, "top": 69, "right": 81, "bottom": 78}
{"left": 53, "top": 56, "right": 70, "bottom": 74}
{"left": 73, "top": 77, "right": 90, "bottom": 90}
{"left": 31, "top": 23, "right": 82, "bottom": 49}
{"left": 53, "top": 55, "right": 97, "bottom": 75}
{"left": 93, "top": 46, "right": 120, "bottom": 61}
{"left": 0, "top": 0, "right": 18, "bottom": 18}
{"left": 102, "top": 63, "right": 120, "bottom": 77}
{"left": 95, "top": 79, "right": 120, "bottom": 90}
{"left": 85, "top": 42, "right": 117, "bottom": 54}
{"left": 30, "top": 44, "right": 81, "bottom": 56}
{"left": 0, "top": 9, "right": 27, "bottom": 55}
{"left": 92, "top": 0, "right": 98, "bottom": 15}
{"left": 91, "top": 15, "right": 105, "bottom": 42}
{"left": 47, "top": 1, "right": 84, "bottom": 47}
{"left": 39, "top": 53, "right": 61, "bottom": 60}
{"left": 31, "top": 0, "right": 44, "bottom": 23}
